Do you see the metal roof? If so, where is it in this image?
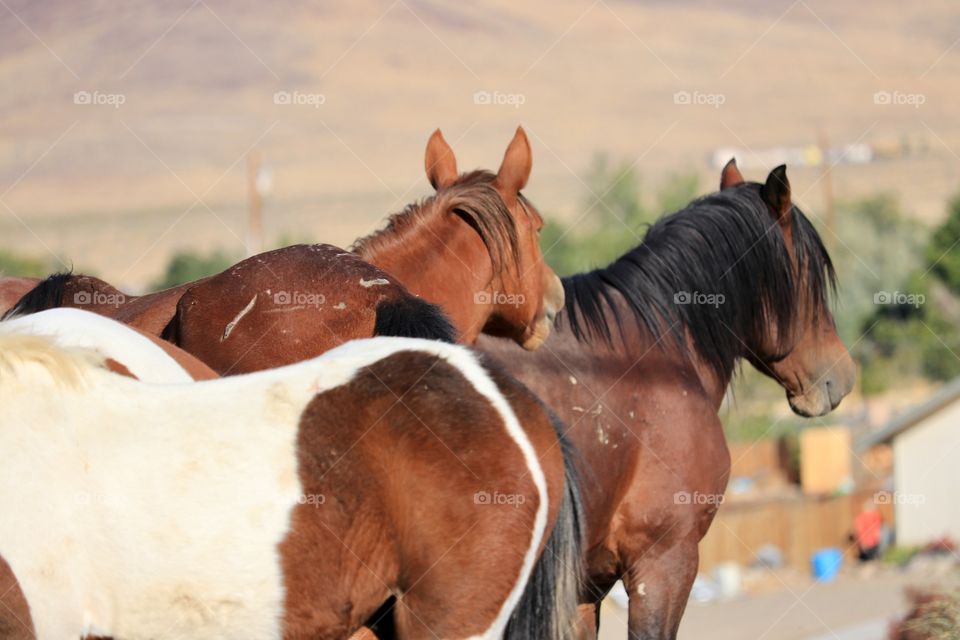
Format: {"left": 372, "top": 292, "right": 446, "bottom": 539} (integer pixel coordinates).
{"left": 856, "top": 376, "right": 960, "bottom": 451}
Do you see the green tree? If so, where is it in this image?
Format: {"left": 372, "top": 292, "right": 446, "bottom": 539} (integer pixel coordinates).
{"left": 0, "top": 249, "right": 50, "bottom": 277}
{"left": 151, "top": 249, "right": 235, "bottom": 291}
{"left": 926, "top": 193, "right": 960, "bottom": 295}
{"left": 854, "top": 191, "right": 960, "bottom": 393}
{"left": 541, "top": 156, "right": 699, "bottom": 277}
{"left": 827, "top": 194, "right": 927, "bottom": 343}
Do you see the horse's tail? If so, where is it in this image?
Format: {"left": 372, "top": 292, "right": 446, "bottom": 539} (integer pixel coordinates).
{"left": 1, "top": 271, "right": 72, "bottom": 320}
{"left": 505, "top": 413, "right": 585, "bottom": 640}
{"left": 373, "top": 296, "right": 458, "bottom": 343}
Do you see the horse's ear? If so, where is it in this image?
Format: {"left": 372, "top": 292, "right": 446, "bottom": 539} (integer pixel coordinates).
{"left": 720, "top": 157, "right": 744, "bottom": 190}
{"left": 760, "top": 164, "right": 792, "bottom": 224}
{"left": 495, "top": 126, "right": 532, "bottom": 200}
{"left": 425, "top": 129, "right": 458, "bottom": 190}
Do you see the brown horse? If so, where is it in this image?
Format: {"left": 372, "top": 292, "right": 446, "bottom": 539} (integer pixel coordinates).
{"left": 0, "top": 277, "right": 39, "bottom": 316}
{"left": 479, "top": 161, "right": 857, "bottom": 639}
{"left": 0, "top": 332, "right": 582, "bottom": 640}
{"left": 5, "top": 128, "right": 563, "bottom": 375}
{"left": 3, "top": 273, "right": 203, "bottom": 336}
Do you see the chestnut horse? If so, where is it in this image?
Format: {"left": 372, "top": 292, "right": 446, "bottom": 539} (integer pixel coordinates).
{"left": 0, "top": 333, "right": 581, "bottom": 640}
{"left": 5, "top": 128, "right": 563, "bottom": 375}
{"left": 479, "top": 162, "right": 857, "bottom": 639}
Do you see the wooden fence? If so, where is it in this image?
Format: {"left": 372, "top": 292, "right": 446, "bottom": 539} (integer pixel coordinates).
{"left": 698, "top": 488, "right": 894, "bottom": 572}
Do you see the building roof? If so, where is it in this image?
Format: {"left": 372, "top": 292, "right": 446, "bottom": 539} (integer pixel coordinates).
{"left": 857, "top": 376, "right": 960, "bottom": 451}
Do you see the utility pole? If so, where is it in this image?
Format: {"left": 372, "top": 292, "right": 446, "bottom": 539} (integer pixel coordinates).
{"left": 246, "top": 152, "right": 273, "bottom": 256}
{"left": 818, "top": 130, "right": 835, "bottom": 252}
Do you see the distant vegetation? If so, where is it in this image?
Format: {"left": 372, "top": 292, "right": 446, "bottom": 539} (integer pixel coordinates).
{"left": 149, "top": 249, "right": 236, "bottom": 291}
{"left": 854, "top": 193, "right": 960, "bottom": 393}
{"left": 0, "top": 249, "right": 52, "bottom": 278}
{"left": 540, "top": 154, "right": 700, "bottom": 275}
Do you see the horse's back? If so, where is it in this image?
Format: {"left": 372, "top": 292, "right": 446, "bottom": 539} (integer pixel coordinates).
{"left": 281, "top": 340, "right": 551, "bottom": 638}
{"left": 0, "top": 336, "right": 552, "bottom": 639}
{"left": 170, "top": 244, "right": 417, "bottom": 373}
{"left": 1, "top": 308, "right": 199, "bottom": 383}
{"left": 0, "top": 360, "right": 303, "bottom": 639}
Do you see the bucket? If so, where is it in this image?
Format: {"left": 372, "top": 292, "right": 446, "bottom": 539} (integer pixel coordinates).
{"left": 811, "top": 548, "right": 843, "bottom": 582}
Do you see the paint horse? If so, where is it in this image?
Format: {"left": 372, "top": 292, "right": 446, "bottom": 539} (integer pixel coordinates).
{"left": 479, "top": 162, "right": 857, "bottom": 639}
{"left": 0, "top": 307, "right": 216, "bottom": 382}
{"left": 6, "top": 127, "right": 564, "bottom": 375}
{"left": 0, "top": 331, "right": 582, "bottom": 640}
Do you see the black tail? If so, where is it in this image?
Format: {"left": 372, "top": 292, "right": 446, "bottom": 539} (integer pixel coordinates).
{"left": 1, "top": 271, "right": 72, "bottom": 320}
{"left": 505, "top": 414, "right": 585, "bottom": 640}
{"left": 373, "top": 296, "right": 458, "bottom": 343}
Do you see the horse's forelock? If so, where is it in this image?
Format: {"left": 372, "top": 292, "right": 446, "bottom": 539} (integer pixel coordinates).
{"left": 353, "top": 170, "right": 524, "bottom": 275}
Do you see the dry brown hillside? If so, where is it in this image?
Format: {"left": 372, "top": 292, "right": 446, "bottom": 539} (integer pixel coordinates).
{"left": 1, "top": 0, "right": 958, "bottom": 286}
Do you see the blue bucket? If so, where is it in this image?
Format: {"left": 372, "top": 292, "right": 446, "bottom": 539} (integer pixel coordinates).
{"left": 811, "top": 548, "right": 843, "bottom": 582}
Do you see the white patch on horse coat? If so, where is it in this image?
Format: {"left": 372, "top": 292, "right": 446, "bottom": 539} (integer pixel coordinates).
{"left": 358, "top": 277, "right": 390, "bottom": 288}
{"left": 568, "top": 375, "right": 577, "bottom": 385}
{"left": 333, "top": 302, "right": 346, "bottom": 310}
{"left": 0, "top": 333, "right": 547, "bottom": 640}
{"left": 222, "top": 294, "right": 258, "bottom": 341}
{"left": 1, "top": 308, "right": 192, "bottom": 383}
{"left": 636, "top": 582, "right": 646, "bottom": 597}
{"left": 596, "top": 425, "right": 609, "bottom": 445}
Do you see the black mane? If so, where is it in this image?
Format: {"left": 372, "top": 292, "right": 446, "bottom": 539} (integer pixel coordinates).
{"left": 1, "top": 271, "right": 71, "bottom": 320}
{"left": 562, "top": 182, "right": 836, "bottom": 381}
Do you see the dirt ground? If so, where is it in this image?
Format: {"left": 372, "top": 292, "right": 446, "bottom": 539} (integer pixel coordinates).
{"left": 597, "top": 570, "right": 924, "bottom": 640}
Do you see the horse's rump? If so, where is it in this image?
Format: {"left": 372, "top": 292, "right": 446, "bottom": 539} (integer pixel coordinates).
{"left": 0, "top": 335, "right": 555, "bottom": 639}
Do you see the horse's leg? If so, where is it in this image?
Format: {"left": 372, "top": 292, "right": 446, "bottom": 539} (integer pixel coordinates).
{"left": 0, "top": 556, "right": 34, "bottom": 640}
{"left": 621, "top": 539, "right": 699, "bottom": 640}
{"left": 575, "top": 603, "right": 599, "bottom": 640}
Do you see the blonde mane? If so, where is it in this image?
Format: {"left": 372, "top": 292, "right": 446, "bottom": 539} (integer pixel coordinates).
{"left": 0, "top": 332, "right": 104, "bottom": 387}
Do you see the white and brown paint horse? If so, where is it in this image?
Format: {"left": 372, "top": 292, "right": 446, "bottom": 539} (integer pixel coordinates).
{"left": 0, "top": 330, "right": 581, "bottom": 639}
{"left": 1, "top": 307, "right": 217, "bottom": 382}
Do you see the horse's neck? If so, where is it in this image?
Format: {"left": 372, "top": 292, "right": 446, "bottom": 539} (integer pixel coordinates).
{"left": 357, "top": 218, "right": 494, "bottom": 340}
{"left": 602, "top": 292, "right": 735, "bottom": 410}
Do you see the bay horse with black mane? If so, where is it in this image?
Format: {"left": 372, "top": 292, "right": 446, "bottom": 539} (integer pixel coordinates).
{"left": 0, "top": 277, "right": 38, "bottom": 317}
{"left": 479, "top": 161, "right": 857, "bottom": 639}
{"left": 5, "top": 127, "right": 563, "bottom": 374}
{"left": 0, "top": 331, "right": 582, "bottom": 640}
